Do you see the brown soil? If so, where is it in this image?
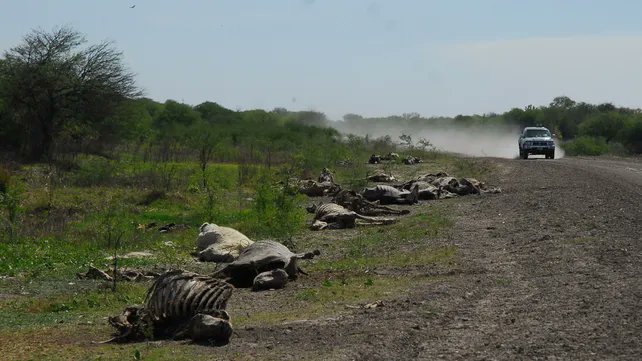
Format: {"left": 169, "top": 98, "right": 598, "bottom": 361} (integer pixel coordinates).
{"left": 214, "top": 156, "right": 642, "bottom": 360}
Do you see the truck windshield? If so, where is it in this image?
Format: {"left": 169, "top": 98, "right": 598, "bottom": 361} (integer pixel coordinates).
{"left": 525, "top": 129, "right": 551, "bottom": 138}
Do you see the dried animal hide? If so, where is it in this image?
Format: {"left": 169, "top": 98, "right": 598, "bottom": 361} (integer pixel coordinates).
{"left": 107, "top": 270, "right": 234, "bottom": 344}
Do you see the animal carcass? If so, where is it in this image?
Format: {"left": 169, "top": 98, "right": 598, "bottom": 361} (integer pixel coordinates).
{"left": 298, "top": 179, "right": 341, "bottom": 197}
{"left": 362, "top": 184, "right": 419, "bottom": 205}
{"left": 331, "top": 190, "right": 410, "bottom": 216}
{"left": 368, "top": 154, "right": 382, "bottom": 164}
{"left": 107, "top": 270, "right": 234, "bottom": 344}
{"left": 367, "top": 171, "right": 396, "bottom": 182}
{"left": 310, "top": 203, "right": 397, "bottom": 230}
{"left": 196, "top": 223, "right": 254, "bottom": 262}
{"left": 215, "top": 240, "right": 320, "bottom": 289}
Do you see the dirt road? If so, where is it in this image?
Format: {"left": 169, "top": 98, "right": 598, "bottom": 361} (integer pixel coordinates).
{"left": 220, "top": 156, "right": 641, "bottom": 360}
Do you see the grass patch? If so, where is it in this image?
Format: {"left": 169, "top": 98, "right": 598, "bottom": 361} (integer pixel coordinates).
{"left": 235, "top": 274, "right": 441, "bottom": 327}
{"left": 0, "top": 282, "right": 149, "bottom": 331}
{"left": 449, "top": 157, "right": 495, "bottom": 179}
{"left": 302, "top": 204, "right": 454, "bottom": 273}
{"left": 314, "top": 245, "right": 458, "bottom": 272}
{"left": 0, "top": 151, "right": 482, "bottom": 360}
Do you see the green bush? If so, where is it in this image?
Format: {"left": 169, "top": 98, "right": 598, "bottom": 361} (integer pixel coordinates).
{"left": 246, "top": 171, "right": 306, "bottom": 244}
{"left": 0, "top": 171, "right": 23, "bottom": 242}
{"left": 71, "top": 155, "right": 117, "bottom": 186}
{"left": 0, "top": 166, "right": 10, "bottom": 194}
{"left": 562, "top": 136, "right": 610, "bottom": 156}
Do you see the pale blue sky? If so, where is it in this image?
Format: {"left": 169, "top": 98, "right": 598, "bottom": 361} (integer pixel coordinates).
{"left": 2, "top": 1, "right": 642, "bottom": 119}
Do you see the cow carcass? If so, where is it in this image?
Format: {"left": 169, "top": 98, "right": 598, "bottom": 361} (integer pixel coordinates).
{"left": 309, "top": 203, "right": 398, "bottom": 230}
{"left": 196, "top": 223, "right": 254, "bottom": 262}
{"left": 107, "top": 270, "right": 234, "bottom": 344}
{"left": 215, "top": 240, "right": 320, "bottom": 289}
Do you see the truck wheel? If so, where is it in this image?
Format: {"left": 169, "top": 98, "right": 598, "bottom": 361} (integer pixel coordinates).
{"left": 521, "top": 151, "right": 528, "bottom": 159}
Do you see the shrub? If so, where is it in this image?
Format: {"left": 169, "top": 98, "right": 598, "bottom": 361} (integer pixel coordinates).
{"left": 71, "top": 155, "right": 117, "bottom": 186}
{"left": 0, "top": 166, "right": 10, "bottom": 194}
{"left": 247, "top": 170, "right": 306, "bottom": 244}
{"left": 0, "top": 174, "right": 24, "bottom": 242}
{"left": 562, "top": 136, "right": 610, "bottom": 156}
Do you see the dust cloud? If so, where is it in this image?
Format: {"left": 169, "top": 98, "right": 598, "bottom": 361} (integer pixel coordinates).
{"left": 331, "top": 121, "right": 565, "bottom": 159}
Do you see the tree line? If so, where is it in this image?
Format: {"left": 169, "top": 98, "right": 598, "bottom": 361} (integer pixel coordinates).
{"left": 338, "top": 96, "right": 642, "bottom": 155}
{"left": 0, "top": 27, "right": 348, "bottom": 170}
{"left": 1, "top": 27, "right": 641, "bottom": 165}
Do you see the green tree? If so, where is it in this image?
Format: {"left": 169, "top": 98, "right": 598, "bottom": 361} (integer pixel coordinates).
{"left": 579, "top": 112, "right": 627, "bottom": 142}
{"left": 154, "top": 100, "right": 201, "bottom": 130}
{"left": 195, "top": 101, "right": 238, "bottom": 124}
{"left": 550, "top": 96, "right": 576, "bottom": 109}
{"left": 0, "top": 26, "right": 140, "bottom": 161}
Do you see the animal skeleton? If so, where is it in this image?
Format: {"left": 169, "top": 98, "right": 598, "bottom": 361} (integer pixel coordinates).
{"left": 309, "top": 203, "right": 397, "bottom": 230}
{"left": 107, "top": 270, "right": 233, "bottom": 343}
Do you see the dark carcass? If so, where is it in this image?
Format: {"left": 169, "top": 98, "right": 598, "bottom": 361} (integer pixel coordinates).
{"left": 368, "top": 154, "right": 382, "bottom": 164}
{"left": 215, "top": 240, "right": 320, "bottom": 289}
{"left": 107, "top": 270, "right": 234, "bottom": 344}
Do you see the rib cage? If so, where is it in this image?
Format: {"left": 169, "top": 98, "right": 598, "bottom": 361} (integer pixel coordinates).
{"left": 144, "top": 270, "right": 233, "bottom": 324}
{"left": 315, "top": 203, "right": 350, "bottom": 220}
